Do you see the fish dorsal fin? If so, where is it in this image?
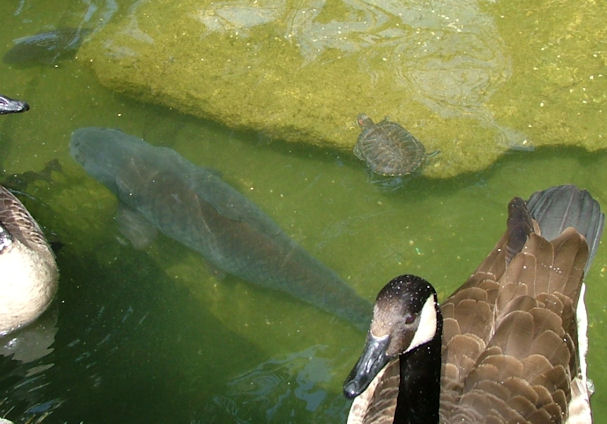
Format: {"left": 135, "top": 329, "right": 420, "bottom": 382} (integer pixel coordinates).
{"left": 182, "top": 163, "right": 283, "bottom": 236}
{"left": 163, "top": 150, "right": 252, "bottom": 224}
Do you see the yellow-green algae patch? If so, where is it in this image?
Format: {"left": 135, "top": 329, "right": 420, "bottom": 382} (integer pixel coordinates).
{"left": 489, "top": 0, "right": 607, "bottom": 151}
{"left": 78, "top": 0, "right": 606, "bottom": 178}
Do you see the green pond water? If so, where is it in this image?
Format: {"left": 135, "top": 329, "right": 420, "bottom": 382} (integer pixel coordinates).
{"left": 0, "top": 1, "right": 606, "bottom": 423}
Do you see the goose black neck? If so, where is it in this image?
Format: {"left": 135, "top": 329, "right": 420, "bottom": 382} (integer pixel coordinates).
{"left": 394, "top": 294, "right": 442, "bottom": 424}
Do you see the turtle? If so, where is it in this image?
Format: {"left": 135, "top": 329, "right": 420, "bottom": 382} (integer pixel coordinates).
{"left": 354, "top": 114, "right": 430, "bottom": 176}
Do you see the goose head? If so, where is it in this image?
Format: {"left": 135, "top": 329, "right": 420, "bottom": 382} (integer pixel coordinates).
{"left": 0, "top": 94, "right": 29, "bottom": 114}
{"left": 344, "top": 275, "right": 441, "bottom": 399}
{"left": 344, "top": 275, "right": 443, "bottom": 424}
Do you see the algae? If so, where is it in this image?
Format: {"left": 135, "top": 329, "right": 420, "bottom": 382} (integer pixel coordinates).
{"left": 489, "top": 0, "right": 607, "bottom": 151}
{"left": 77, "top": 0, "right": 542, "bottom": 178}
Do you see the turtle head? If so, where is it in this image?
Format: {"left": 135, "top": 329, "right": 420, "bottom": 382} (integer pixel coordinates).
{"left": 356, "top": 114, "right": 373, "bottom": 128}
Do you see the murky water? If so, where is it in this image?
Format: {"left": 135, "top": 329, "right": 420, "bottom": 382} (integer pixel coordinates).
{"left": 0, "top": 1, "right": 606, "bottom": 423}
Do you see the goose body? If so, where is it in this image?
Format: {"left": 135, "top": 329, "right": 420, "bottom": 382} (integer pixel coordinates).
{"left": 0, "top": 185, "right": 58, "bottom": 335}
{"left": 344, "top": 185, "right": 604, "bottom": 423}
{"left": 0, "top": 93, "right": 57, "bottom": 335}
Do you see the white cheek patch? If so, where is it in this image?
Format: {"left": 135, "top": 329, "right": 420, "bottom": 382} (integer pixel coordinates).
{"left": 406, "top": 295, "right": 437, "bottom": 352}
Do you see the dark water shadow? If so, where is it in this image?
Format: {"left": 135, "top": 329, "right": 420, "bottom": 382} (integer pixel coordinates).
{"left": 0, "top": 172, "right": 267, "bottom": 423}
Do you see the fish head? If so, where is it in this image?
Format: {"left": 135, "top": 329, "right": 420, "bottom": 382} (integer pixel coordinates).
{"left": 70, "top": 127, "right": 143, "bottom": 192}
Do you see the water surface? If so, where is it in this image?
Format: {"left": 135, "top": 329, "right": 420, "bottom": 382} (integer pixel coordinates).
{"left": 0, "top": 1, "right": 606, "bottom": 422}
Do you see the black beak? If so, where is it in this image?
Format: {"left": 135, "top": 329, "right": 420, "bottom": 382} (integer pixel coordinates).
{"left": 343, "top": 333, "right": 391, "bottom": 399}
{"left": 0, "top": 94, "right": 30, "bottom": 114}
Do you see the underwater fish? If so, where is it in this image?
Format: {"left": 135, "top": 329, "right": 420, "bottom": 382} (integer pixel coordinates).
{"left": 70, "top": 127, "right": 371, "bottom": 330}
{"left": 3, "top": 28, "right": 90, "bottom": 66}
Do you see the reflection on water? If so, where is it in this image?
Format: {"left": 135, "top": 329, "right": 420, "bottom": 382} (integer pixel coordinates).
{"left": 0, "top": 306, "right": 57, "bottom": 364}
{"left": 196, "top": 2, "right": 282, "bottom": 35}
{"left": 193, "top": 0, "right": 525, "bottom": 148}
{"left": 207, "top": 345, "right": 348, "bottom": 423}
{"left": 0, "top": 0, "right": 606, "bottom": 422}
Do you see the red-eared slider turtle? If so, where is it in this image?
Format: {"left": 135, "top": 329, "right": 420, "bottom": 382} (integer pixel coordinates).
{"left": 354, "top": 114, "right": 428, "bottom": 176}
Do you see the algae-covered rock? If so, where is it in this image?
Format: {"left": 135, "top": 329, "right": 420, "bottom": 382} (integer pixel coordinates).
{"left": 78, "top": 0, "right": 607, "bottom": 178}
{"left": 489, "top": 0, "right": 607, "bottom": 152}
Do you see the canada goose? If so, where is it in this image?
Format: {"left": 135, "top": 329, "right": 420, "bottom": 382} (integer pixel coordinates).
{"left": 0, "top": 185, "right": 58, "bottom": 336}
{"left": 0, "top": 93, "right": 57, "bottom": 335}
{"left": 344, "top": 185, "right": 604, "bottom": 423}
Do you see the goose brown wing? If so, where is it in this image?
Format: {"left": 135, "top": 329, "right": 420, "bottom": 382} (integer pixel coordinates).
{"left": 0, "top": 185, "right": 49, "bottom": 250}
{"left": 440, "top": 198, "right": 534, "bottom": 402}
{"left": 442, "top": 229, "right": 588, "bottom": 423}
{"left": 347, "top": 360, "right": 400, "bottom": 424}
{"left": 440, "top": 187, "right": 601, "bottom": 423}
{"left": 439, "top": 198, "right": 529, "bottom": 420}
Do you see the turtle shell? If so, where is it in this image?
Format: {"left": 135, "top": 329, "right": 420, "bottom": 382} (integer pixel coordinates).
{"left": 354, "top": 115, "right": 426, "bottom": 176}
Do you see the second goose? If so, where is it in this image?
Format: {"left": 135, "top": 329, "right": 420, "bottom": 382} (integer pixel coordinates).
{"left": 344, "top": 185, "right": 604, "bottom": 423}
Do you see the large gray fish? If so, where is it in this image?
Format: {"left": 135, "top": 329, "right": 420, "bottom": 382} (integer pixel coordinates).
{"left": 70, "top": 128, "right": 371, "bottom": 330}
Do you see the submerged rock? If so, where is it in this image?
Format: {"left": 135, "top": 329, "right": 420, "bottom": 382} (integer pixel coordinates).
{"left": 78, "top": 1, "right": 607, "bottom": 177}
